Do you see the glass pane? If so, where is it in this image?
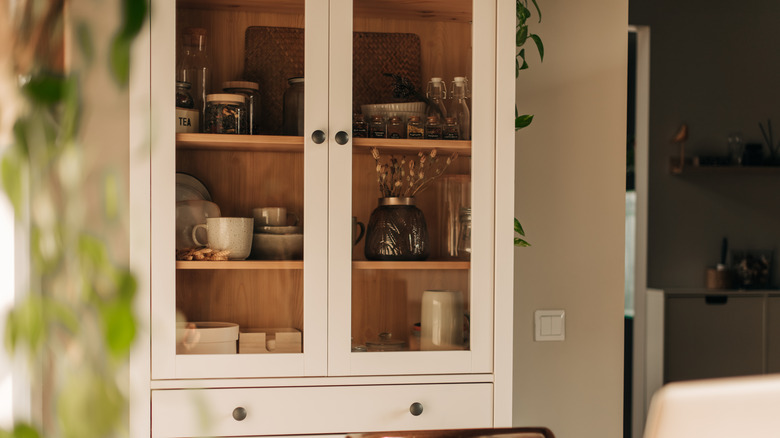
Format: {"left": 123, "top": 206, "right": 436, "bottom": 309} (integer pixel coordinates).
{"left": 350, "top": 0, "right": 474, "bottom": 353}
{"left": 174, "top": 0, "right": 306, "bottom": 356}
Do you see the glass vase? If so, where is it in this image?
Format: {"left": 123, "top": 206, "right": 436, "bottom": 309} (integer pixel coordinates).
{"left": 364, "top": 197, "right": 430, "bottom": 261}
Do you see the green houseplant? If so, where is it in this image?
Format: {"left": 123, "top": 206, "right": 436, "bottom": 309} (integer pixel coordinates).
{"left": 514, "top": 0, "right": 543, "bottom": 247}
{"left": 0, "top": 0, "right": 147, "bottom": 436}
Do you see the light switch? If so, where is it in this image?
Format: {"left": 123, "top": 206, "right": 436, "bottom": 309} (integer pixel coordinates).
{"left": 535, "top": 310, "right": 565, "bottom": 341}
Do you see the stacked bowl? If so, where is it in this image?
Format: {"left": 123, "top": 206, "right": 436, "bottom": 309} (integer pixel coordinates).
{"left": 251, "top": 207, "right": 303, "bottom": 260}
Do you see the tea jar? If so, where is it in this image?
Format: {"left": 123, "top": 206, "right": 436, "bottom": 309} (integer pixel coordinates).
{"left": 387, "top": 116, "right": 404, "bottom": 139}
{"left": 352, "top": 113, "right": 368, "bottom": 138}
{"left": 424, "top": 116, "right": 442, "bottom": 139}
{"left": 369, "top": 115, "right": 386, "bottom": 138}
{"left": 442, "top": 117, "right": 460, "bottom": 140}
{"left": 176, "top": 81, "right": 194, "bottom": 109}
{"left": 222, "top": 80, "right": 260, "bottom": 135}
{"left": 406, "top": 115, "right": 424, "bottom": 139}
{"left": 204, "top": 93, "right": 247, "bottom": 134}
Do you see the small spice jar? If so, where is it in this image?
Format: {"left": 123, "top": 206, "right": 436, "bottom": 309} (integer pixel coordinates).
{"left": 369, "top": 115, "right": 386, "bottom": 138}
{"left": 424, "top": 116, "right": 442, "bottom": 140}
{"left": 205, "top": 93, "right": 247, "bottom": 134}
{"left": 222, "top": 80, "right": 260, "bottom": 135}
{"left": 443, "top": 117, "right": 460, "bottom": 140}
{"left": 353, "top": 113, "right": 368, "bottom": 138}
{"left": 387, "top": 116, "right": 404, "bottom": 139}
{"left": 176, "top": 81, "right": 194, "bottom": 109}
{"left": 457, "top": 207, "right": 472, "bottom": 258}
{"left": 407, "top": 115, "right": 424, "bottom": 139}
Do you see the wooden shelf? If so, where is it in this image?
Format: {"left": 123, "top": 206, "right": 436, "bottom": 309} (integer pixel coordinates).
{"left": 177, "top": 260, "right": 468, "bottom": 270}
{"left": 353, "top": 138, "right": 471, "bottom": 157}
{"left": 177, "top": 260, "right": 303, "bottom": 270}
{"left": 176, "top": 134, "right": 303, "bottom": 152}
{"left": 177, "top": 134, "right": 471, "bottom": 157}
{"left": 352, "top": 260, "right": 470, "bottom": 270}
{"left": 671, "top": 165, "right": 780, "bottom": 175}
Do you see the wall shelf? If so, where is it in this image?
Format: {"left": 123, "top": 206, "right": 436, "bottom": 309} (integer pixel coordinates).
{"left": 177, "top": 260, "right": 303, "bottom": 270}
{"left": 670, "top": 165, "right": 780, "bottom": 175}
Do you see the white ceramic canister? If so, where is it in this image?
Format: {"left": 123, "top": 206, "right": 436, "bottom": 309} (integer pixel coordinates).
{"left": 176, "top": 108, "right": 200, "bottom": 133}
{"left": 420, "top": 290, "right": 464, "bottom": 350}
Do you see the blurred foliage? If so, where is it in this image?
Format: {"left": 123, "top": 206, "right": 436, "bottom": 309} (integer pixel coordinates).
{"left": 0, "top": 0, "right": 147, "bottom": 436}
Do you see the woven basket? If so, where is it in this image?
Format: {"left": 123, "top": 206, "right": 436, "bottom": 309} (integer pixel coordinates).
{"left": 245, "top": 27, "right": 421, "bottom": 135}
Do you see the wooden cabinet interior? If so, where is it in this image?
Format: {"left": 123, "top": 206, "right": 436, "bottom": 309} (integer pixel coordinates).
{"left": 174, "top": 0, "right": 475, "bottom": 353}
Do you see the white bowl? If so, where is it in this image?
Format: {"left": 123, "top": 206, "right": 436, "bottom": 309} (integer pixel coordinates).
{"left": 256, "top": 225, "right": 303, "bottom": 235}
{"left": 361, "top": 102, "right": 426, "bottom": 123}
{"left": 251, "top": 233, "right": 303, "bottom": 260}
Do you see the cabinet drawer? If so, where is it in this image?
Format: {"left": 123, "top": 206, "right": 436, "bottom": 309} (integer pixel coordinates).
{"left": 152, "top": 383, "right": 493, "bottom": 437}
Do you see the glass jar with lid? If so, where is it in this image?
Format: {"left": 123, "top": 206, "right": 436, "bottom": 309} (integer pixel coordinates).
{"left": 282, "top": 77, "right": 304, "bottom": 136}
{"left": 205, "top": 93, "right": 247, "bottom": 134}
{"left": 176, "top": 81, "right": 194, "bottom": 109}
{"left": 457, "top": 207, "right": 471, "bottom": 258}
{"left": 386, "top": 116, "right": 404, "bottom": 139}
{"left": 222, "top": 81, "right": 260, "bottom": 135}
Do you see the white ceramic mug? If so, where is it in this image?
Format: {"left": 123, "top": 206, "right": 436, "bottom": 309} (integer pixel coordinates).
{"left": 420, "top": 290, "right": 464, "bottom": 350}
{"left": 253, "top": 207, "right": 300, "bottom": 227}
{"left": 192, "top": 217, "right": 254, "bottom": 260}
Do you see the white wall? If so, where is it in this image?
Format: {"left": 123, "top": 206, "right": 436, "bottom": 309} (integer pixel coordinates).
{"left": 513, "top": 1, "right": 628, "bottom": 437}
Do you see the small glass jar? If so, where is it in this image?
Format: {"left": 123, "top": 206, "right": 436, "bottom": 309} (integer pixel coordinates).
{"left": 353, "top": 113, "right": 368, "bottom": 138}
{"left": 205, "top": 93, "right": 247, "bottom": 134}
{"left": 424, "top": 116, "right": 442, "bottom": 140}
{"left": 282, "top": 77, "right": 304, "bottom": 136}
{"left": 387, "top": 116, "right": 404, "bottom": 139}
{"left": 223, "top": 80, "right": 260, "bottom": 135}
{"left": 407, "top": 116, "right": 424, "bottom": 139}
{"left": 457, "top": 207, "right": 471, "bottom": 257}
{"left": 369, "top": 115, "right": 386, "bottom": 138}
{"left": 176, "top": 81, "right": 194, "bottom": 109}
{"left": 442, "top": 117, "right": 460, "bottom": 140}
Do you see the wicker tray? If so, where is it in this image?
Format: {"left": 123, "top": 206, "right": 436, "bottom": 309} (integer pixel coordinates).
{"left": 245, "top": 26, "right": 421, "bottom": 135}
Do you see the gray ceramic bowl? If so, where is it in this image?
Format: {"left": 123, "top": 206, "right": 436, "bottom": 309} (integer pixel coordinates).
{"left": 255, "top": 225, "right": 303, "bottom": 235}
{"left": 251, "top": 233, "right": 303, "bottom": 260}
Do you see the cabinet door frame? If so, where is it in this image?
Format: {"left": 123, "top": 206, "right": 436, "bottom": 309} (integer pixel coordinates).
{"left": 327, "top": 0, "right": 498, "bottom": 376}
{"left": 149, "top": 0, "right": 330, "bottom": 379}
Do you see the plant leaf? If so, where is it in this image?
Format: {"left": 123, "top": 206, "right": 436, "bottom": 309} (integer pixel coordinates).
{"left": 516, "top": 25, "right": 528, "bottom": 48}
{"left": 530, "top": 34, "right": 545, "bottom": 61}
{"left": 109, "top": 36, "right": 131, "bottom": 86}
{"left": 21, "top": 73, "right": 67, "bottom": 105}
{"left": 529, "top": 0, "right": 542, "bottom": 22}
{"left": 514, "top": 237, "right": 531, "bottom": 247}
{"left": 516, "top": 114, "right": 534, "bottom": 130}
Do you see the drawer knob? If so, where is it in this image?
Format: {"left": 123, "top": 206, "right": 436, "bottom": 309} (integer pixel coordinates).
{"left": 409, "top": 402, "right": 424, "bottom": 416}
{"left": 312, "top": 130, "right": 326, "bottom": 144}
{"left": 335, "top": 130, "right": 350, "bottom": 145}
{"left": 232, "top": 407, "right": 247, "bottom": 421}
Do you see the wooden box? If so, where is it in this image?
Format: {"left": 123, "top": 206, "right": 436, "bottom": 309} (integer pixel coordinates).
{"left": 239, "top": 328, "right": 302, "bottom": 354}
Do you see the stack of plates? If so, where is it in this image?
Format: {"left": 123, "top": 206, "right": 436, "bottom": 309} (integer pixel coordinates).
{"left": 176, "top": 173, "right": 212, "bottom": 202}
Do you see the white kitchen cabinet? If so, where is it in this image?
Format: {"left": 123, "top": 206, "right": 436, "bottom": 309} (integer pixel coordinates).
{"left": 134, "top": 0, "right": 516, "bottom": 435}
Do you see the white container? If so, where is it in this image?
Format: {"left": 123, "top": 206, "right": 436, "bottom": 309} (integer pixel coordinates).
{"left": 420, "top": 290, "right": 464, "bottom": 350}
{"left": 176, "top": 322, "right": 239, "bottom": 354}
{"left": 176, "top": 108, "right": 200, "bottom": 133}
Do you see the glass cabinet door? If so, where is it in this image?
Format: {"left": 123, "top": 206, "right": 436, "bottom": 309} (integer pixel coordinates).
{"left": 328, "top": 0, "right": 496, "bottom": 376}
{"left": 152, "top": 0, "right": 328, "bottom": 379}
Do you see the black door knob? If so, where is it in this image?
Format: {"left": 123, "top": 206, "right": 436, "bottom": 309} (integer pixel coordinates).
{"left": 312, "top": 130, "right": 326, "bottom": 144}
{"left": 409, "top": 402, "right": 424, "bottom": 416}
{"left": 232, "top": 406, "right": 247, "bottom": 421}
{"left": 335, "top": 130, "right": 350, "bottom": 145}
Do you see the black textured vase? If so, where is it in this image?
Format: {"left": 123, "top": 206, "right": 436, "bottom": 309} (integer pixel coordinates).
{"left": 364, "top": 197, "right": 430, "bottom": 261}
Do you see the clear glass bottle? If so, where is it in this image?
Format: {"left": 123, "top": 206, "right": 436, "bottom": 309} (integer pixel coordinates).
{"left": 223, "top": 81, "right": 260, "bottom": 135}
{"left": 282, "top": 77, "right": 305, "bottom": 136}
{"left": 387, "top": 116, "right": 404, "bottom": 139}
{"left": 442, "top": 117, "right": 460, "bottom": 140}
{"left": 177, "top": 28, "right": 210, "bottom": 131}
{"left": 406, "top": 116, "right": 424, "bottom": 139}
{"left": 369, "top": 115, "right": 386, "bottom": 138}
{"left": 424, "top": 116, "right": 442, "bottom": 140}
{"left": 450, "top": 76, "right": 471, "bottom": 140}
{"left": 425, "top": 77, "right": 448, "bottom": 120}
{"left": 353, "top": 113, "right": 368, "bottom": 138}
{"left": 457, "top": 207, "right": 471, "bottom": 258}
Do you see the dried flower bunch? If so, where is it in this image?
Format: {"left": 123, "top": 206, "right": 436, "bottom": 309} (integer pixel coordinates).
{"left": 371, "top": 147, "right": 457, "bottom": 198}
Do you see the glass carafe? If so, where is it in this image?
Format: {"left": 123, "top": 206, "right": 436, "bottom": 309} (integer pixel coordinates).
{"left": 426, "top": 77, "right": 448, "bottom": 120}
{"left": 450, "top": 76, "right": 471, "bottom": 140}
{"left": 177, "top": 28, "right": 211, "bottom": 131}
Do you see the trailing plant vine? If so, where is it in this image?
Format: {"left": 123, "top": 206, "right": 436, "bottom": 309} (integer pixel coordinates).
{"left": 514, "top": 0, "right": 543, "bottom": 247}
{"left": 0, "top": 0, "right": 147, "bottom": 436}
